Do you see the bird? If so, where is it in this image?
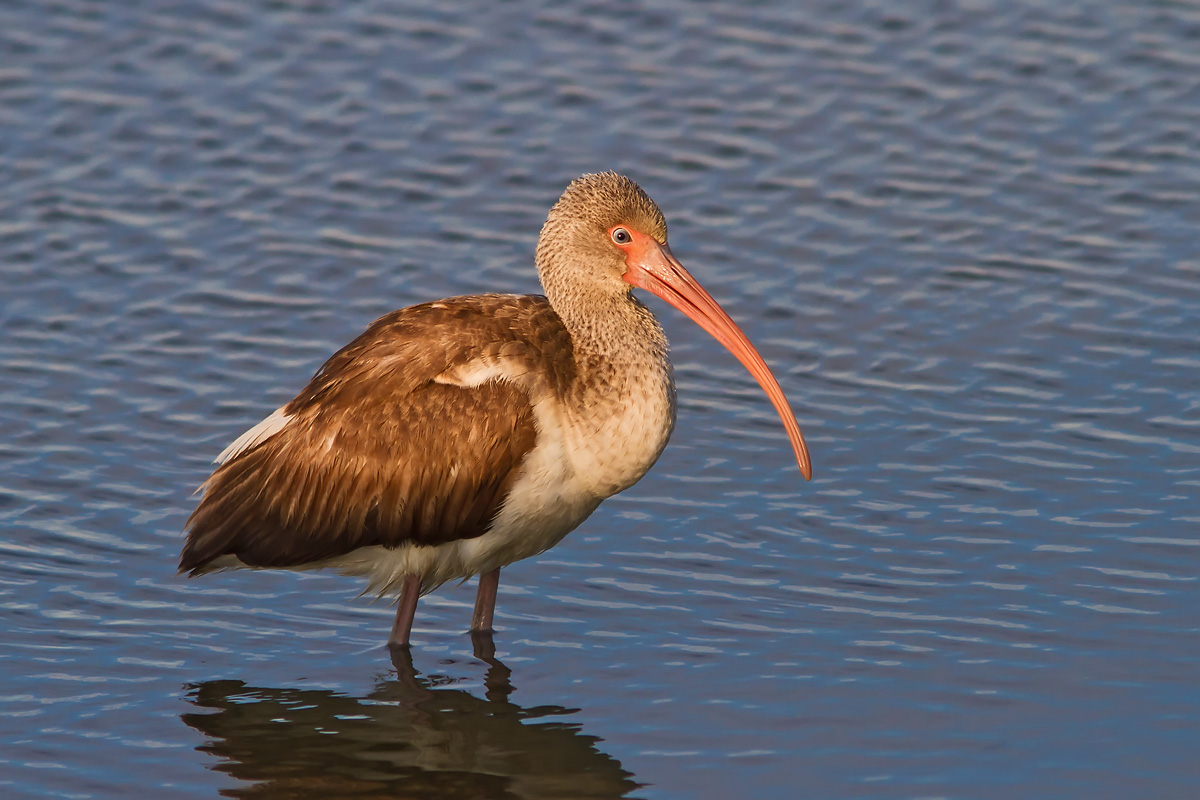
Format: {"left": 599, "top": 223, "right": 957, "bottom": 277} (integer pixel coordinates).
{"left": 180, "top": 172, "right": 812, "bottom": 648}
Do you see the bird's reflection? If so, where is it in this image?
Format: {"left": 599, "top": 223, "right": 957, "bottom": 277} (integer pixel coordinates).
{"left": 182, "top": 636, "right": 641, "bottom": 799}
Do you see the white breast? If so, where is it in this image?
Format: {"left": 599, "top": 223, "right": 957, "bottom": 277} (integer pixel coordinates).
{"left": 318, "top": 391, "right": 603, "bottom": 596}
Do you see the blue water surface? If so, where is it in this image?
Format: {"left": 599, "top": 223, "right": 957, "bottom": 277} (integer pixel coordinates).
{"left": 1, "top": 1, "right": 1198, "bottom": 798}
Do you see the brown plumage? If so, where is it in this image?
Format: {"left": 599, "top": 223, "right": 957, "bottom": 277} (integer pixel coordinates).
{"left": 180, "top": 295, "right": 566, "bottom": 572}
{"left": 181, "top": 172, "right": 812, "bottom": 648}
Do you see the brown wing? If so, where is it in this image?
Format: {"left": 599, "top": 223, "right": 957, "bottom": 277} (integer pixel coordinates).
{"left": 179, "top": 294, "right": 573, "bottom": 575}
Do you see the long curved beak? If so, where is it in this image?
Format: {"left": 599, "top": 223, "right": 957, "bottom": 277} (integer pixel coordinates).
{"left": 623, "top": 240, "right": 813, "bottom": 480}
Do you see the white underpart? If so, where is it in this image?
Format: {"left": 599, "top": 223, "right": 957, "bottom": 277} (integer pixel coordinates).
{"left": 319, "top": 390, "right": 603, "bottom": 597}
{"left": 208, "top": 352, "right": 675, "bottom": 600}
{"left": 319, "top": 359, "right": 611, "bottom": 597}
{"left": 215, "top": 406, "right": 292, "bottom": 464}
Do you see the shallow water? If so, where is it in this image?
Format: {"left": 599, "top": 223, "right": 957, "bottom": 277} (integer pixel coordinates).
{"left": 2, "top": 1, "right": 1198, "bottom": 798}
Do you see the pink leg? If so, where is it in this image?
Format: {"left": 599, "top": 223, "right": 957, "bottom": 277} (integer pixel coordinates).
{"left": 471, "top": 568, "right": 500, "bottom": 633}
{"left": 389, "top": 574, "right": 421, "bottom": 647}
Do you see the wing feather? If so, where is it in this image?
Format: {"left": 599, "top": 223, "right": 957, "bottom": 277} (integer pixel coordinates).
{"left": 180, "top": 295, "right": 568, "bottom": 575}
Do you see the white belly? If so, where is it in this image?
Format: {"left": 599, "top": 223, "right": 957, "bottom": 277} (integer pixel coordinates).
{"left": 204, "top": 413, "right": 602, "bottom": 596}
{"left": 208, "top": 332, "right": 677, "bottom": 598}
{"left": 317, "top": 365, "right": 674, "bottom": 597}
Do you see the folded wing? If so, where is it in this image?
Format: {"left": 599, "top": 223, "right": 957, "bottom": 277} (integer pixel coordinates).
{"left": 179, "top": 295, "right": 571, "bottom": 575}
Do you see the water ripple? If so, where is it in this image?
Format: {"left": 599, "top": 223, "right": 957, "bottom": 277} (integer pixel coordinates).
{"left": 2, "top": 0, "right": 1199, "bottom": 797}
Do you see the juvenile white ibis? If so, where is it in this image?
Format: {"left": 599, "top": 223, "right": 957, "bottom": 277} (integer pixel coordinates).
{"left": 180, "top": 172, "right": 812, "bottom": 647}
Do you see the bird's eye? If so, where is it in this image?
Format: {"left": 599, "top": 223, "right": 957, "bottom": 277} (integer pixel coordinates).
{"left": 611, "top": 227, "right": 632, "bottom": 245}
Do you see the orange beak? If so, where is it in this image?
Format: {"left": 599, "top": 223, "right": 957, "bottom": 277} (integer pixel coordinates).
{"left": 623, "top": 238, "right": 813, "bottom": 480}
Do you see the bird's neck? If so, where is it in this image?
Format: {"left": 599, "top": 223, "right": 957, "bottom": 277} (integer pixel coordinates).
{"left": 548, "top": 284, "right": 668, "bottom": 374}
{"left": 546, "top": 285, "right": 678, "bottom": 498}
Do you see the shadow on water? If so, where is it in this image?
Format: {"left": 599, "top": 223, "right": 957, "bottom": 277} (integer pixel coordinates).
{"left": 181, "top": 636, "right": 642, "bottom": 799}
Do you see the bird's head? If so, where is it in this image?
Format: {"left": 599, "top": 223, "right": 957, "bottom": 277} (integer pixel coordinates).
{"left": 537, "top": 172, "right": 812, "bottom": 480}
{"left": 537, "top": 171, "right": 668, "bottom": 294}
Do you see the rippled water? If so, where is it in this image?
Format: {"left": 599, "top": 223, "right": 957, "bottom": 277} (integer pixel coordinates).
{"left": 2, "top": 1, "right": 1198, "bottom": 797}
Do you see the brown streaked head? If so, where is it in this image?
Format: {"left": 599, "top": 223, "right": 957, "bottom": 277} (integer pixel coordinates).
{"left": 536, "top": 172, "right": 668, "bottom": 297}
